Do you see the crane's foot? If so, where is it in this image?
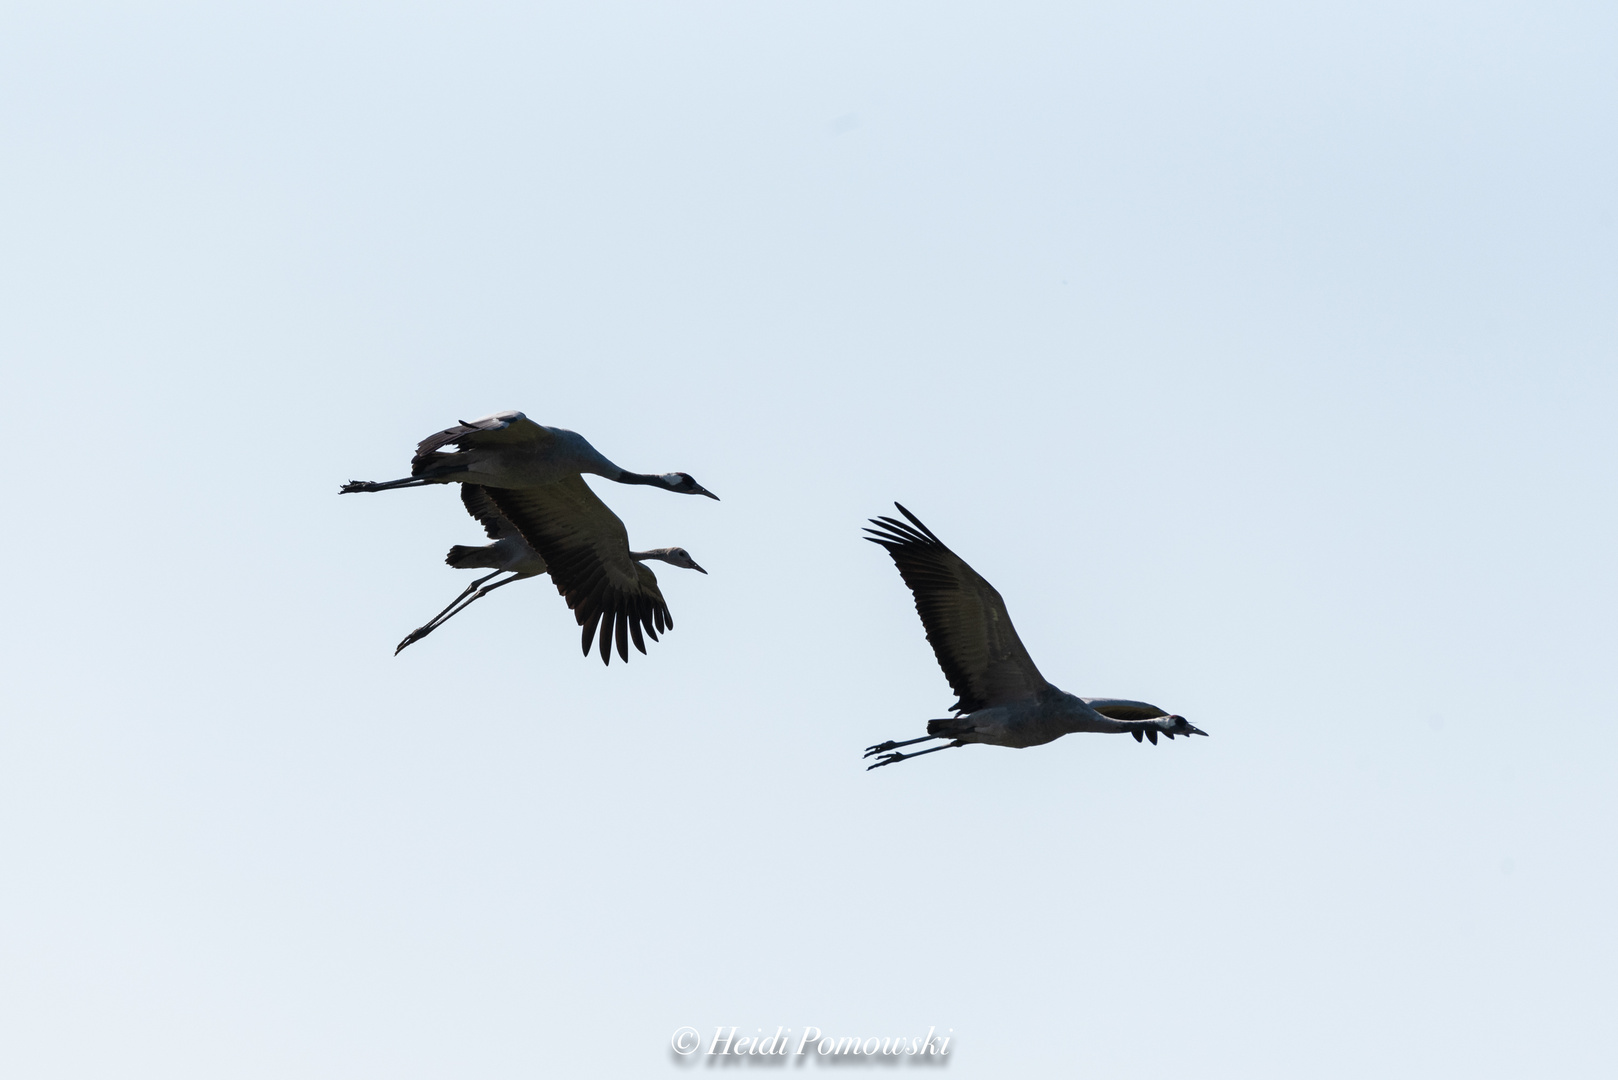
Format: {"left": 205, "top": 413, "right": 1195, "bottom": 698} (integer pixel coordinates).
{"left": 863, "top": 735, "right": 937, "bottom": 758}
{"left": 395, "top": 626, "right": 432, "bottom": 654}
{"left": 340, "top": 477, "right": 434, "bottom": 494}
{"left": 866, "top": 739, "right": 965, "bottom": 770}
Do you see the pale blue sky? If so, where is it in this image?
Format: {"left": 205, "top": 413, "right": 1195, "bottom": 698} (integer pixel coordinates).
{"left": 2, "top": 3, "right": 1614, "bottom": 1077}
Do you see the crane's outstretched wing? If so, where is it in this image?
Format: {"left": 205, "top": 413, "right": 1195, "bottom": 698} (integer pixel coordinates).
{"left": 411, "top": 410, "right": 556, "bottom": 475}
{"left": 865, "top": 503, "right": 1051, "bottom": 714}
{"left": 484, "top": 476, "right": 672, "bottom": 665}
{"left": 459, "top": 483, "right": 524, "bottom": 542}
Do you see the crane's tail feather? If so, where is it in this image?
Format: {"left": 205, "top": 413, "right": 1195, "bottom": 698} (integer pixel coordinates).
{"left": 926, "top": 716, "right": 975, "bottom": 738}
{"left": 446, "top": 544, "right": 498, "bottom": 569}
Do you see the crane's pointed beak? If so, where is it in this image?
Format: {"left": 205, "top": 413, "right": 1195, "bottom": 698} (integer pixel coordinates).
{"left": 700, "top": 489, "right": 720, "bottom": 501}
{"left": 691, "top": 561, "right": 708, "bottom": 574}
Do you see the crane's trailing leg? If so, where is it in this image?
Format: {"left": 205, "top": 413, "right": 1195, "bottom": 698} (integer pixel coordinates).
{"left": 424, "top": 570, "right": 504, "bottom": 623}
{"left": 341, "top": 477, "right": 437, "bottom": 493}
{"left": 396, "top": 571, "right": 524, "bottom": 654}
{"left": 396, "top": 570, "right": 505, "bottom": 652}
{"left": 863, "top": 734, "right": 941, "bottom": 757}
{"left": 867, "top": 739, "right": 966, "bottom": 770}
{"left": 864, "top": 718, "right": 964, "bottom": 758}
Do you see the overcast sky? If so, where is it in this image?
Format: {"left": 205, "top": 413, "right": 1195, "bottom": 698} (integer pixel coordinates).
{"left": 2, "top": 3, "right": 1615, "bottom": 1077}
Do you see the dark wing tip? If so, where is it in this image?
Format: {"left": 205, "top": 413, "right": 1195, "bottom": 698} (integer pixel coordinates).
{"left": 892, "top": 503, "right": 945, "bottom": 545}
{"left": 864, "top": 518, "right": 929, "bottom": 549}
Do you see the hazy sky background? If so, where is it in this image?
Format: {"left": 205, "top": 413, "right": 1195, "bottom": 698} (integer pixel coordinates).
{"left": 2, "top": 2, "right": 1614, "bottom": 1076}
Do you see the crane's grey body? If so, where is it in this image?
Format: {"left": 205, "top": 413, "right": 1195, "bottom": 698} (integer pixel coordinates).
{"left": 340, "top": 410, "right": 717, "bottom": 498}
{"left": 423, "top": 422, "right": 630, "bottom": 488}
{"left": 863, "top": 504, "right": 1205, "bottom": 768}
{"left": 928, "top": 692, "right": 1196, "bottom": 750}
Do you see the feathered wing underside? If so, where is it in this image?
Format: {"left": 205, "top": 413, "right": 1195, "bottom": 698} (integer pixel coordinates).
{"left": 459, "top": 483, "right": 522, "bottom": 541}
{"left": 483, "top": 476, "right": 672, "bottom": 664}
{"left": 411, "top": 411, "right": 555, "bottom": 474}
{"left": 865, "top": 503, "right": 1051, "bottom": 713}
{"left": 1083, "top": 698, "right": 1169, "bottom": 722}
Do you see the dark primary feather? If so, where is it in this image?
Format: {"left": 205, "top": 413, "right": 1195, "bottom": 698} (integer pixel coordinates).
{"left": 866, "top": 503, "right": 1051, "bottom": 714}
{"left": 459, "top": 483, "right": 522, "bottom": 542}
{"left": 484, "top": 475, "right": 672, "bottom": 665}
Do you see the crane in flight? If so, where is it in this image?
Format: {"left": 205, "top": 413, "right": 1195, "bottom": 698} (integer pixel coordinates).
{"left": 340, "top": 410, "right": 717, "bottom": 499}
{"left": 342, "top": 410, "right": 714, "bottom": 663}
{"left": 862, "top": 504, "right": 1205, "bottom": 769}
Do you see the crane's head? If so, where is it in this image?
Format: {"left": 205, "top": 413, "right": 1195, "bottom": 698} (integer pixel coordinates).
{"left": 635, "top": 547, "right": 708, "bottom": 573}
{"left": 659, "top": 472, "right": 720, "bottom": 500}
{"left": 1166, "top": 715, "right": 1208, "bottom": 737}
{"left": 662, "top": 547, "right": 707, "bottom": 573}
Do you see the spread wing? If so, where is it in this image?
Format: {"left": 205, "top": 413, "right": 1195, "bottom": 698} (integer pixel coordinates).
{"left": 411, "top": 410, "right": 555, "bottom": 474}
{"left": 483, "top": 476, "right": 672, "bottom": 665}
{"left": 459, "top": 483, "right": 523, "bottom": 542}
{"left": 865, "top": 503, "right": 1051, "bottom": 714}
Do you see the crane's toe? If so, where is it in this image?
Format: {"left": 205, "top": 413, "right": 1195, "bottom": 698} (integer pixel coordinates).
{"left": 395, "top": 627, "right": 430, "bottom": 654}
{"left": 864, "top": 741, "right": 900, "bottom": 757}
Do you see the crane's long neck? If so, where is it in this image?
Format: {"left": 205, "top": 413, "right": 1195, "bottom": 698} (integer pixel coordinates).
{"left": 553, "top": 428, "right": 633, "bottom": 483}
{"left": 630, "top": 548, "right": 678, "bottom": 564}
{"left": 614, "top": 470, "right": 675, "bottom": 490}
